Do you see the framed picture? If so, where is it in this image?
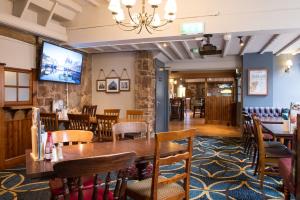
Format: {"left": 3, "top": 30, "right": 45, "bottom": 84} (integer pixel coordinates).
{"left": 248, "top": 68, "right": 268, "bottom": 96}
{"left": 120, "top": 79, "right": 130, "bottom": 91}
{"left": 106, "top": 77, "right": 120, "bottom": 93}
{"left": 96, "top": 80, "right": 106, "bottom": 91}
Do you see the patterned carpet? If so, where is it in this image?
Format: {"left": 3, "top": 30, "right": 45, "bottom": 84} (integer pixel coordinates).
{"left": 0, "top": 137, "right": 284, "bottom": 200}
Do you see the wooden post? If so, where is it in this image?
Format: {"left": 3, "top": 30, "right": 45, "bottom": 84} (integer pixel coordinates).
{"left": 0, "top": 64, "right": 5, "bottom": 169}
{"left": 296, "top": 114, "right": 300, "bottom": 199}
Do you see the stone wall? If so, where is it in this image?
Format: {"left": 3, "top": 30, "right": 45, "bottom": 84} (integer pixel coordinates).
{"left": 134, "top": 51, "right": 156, "bottom": 133}
{"left": 37, "top": 54, "right": 92, "bottom": 113}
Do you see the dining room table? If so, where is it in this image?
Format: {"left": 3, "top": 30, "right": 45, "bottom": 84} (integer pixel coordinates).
{"left": 26, "top": 138, "right": 186, "bottom": 180}
{"left": 262, "top": 122, "right": 294, "bottom": 147}
{"left": 260, "top": 117, "right": 284, "bottom": 124}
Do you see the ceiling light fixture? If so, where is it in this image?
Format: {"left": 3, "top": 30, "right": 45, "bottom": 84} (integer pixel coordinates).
{"left": 238, "top": 36, "right": 244, "bottom": 47}
{"left": 285, "top": 59, "right": 293, "bottom": 73}
{"left": 108, "top": 0, "right": 177, "bottom": 34}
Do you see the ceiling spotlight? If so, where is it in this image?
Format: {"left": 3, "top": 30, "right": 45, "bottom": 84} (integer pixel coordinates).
{"left": 163, "top": 43, "right": 168, "bottom": 47}
{"left": 224, "top": 33, "right": 231, "bottom": 41}
{"left": 238, "top": 36, "right": 244, "bottom": 47}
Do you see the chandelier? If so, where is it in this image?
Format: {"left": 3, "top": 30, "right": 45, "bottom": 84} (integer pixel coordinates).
{"left": 108, "top": 0, "right": 177, "bottom": 34}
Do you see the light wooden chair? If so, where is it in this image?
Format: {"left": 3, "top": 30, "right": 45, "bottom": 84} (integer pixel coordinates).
{"left": 68, "top": 113, "right": 91, "bottom": 131}
{"left": 112, "top": 121, "right": 149, "bottom": 142}
{"left": 126, "top": 129, "right": 195, "bottom": 200}
{"left": 104, "top": 109, "right": 120, "bottom": 118}
{"left": 52, "top": 152, "right": 136, "bottom": 200}
{"left": 82, "top": 105, "right": 97, "bottom": 117}
{"left": 96, "top": 114, "right": 118, "bottom": 142}
{"left": 40, "top": 112, "right": 58, "bottom": 131}
{"left": 126, "top": 110, "right": 144, "bottom": 121}
{"left": 51, "top": 130, "right": 93, "bottom": 146}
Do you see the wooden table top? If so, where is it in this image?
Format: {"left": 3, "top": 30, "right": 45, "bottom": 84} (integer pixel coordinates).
{"left": 26, "top": 139, "right": 186, "bottom": 178}
{"left": 260, "top": 117, "right": 283, "bottom": 124}
{"left": 262, "top": 123, "right": 294, "bottom": 138}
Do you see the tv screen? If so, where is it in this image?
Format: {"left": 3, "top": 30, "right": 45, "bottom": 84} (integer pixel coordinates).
{"left": 39, "top": 42, "right": 83, "bottom": 84}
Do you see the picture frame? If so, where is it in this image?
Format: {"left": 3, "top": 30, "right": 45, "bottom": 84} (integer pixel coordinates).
{"left": 106, "top": 77, "right": 120, "bottom": 93}
{"left": 96, "top": 80, "right": 106, "bottom": 91}
{"left": 120, "top": 79, "right": 130, "bottom": 91}
{"left": 248, "top": 68, "right": 268, "bottom": 96}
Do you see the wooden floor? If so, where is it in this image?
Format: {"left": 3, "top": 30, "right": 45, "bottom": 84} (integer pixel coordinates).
{"left": 169, "top": 111, "right": 241, "bottom": 137}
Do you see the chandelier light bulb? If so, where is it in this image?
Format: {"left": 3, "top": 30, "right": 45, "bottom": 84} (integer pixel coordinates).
{"left": 114, "top": 8, "right": 125, "bottom": 22}
{"left": 108, "top": 0, "right": 121, "bottom": 14}
{"left": 121, "top": 0, "right": 136, "bottom": 7}
{"left": 164, "top": 12, "right": 176, "bottom": 22}
{"left": 165, "top": 0, "right": 177, "bottom": 15}
{"left": 148, "top": 0, "right": 162, "bottom": 7}
{"left": 151, "top": 13, "right": 161, "bottom": 27}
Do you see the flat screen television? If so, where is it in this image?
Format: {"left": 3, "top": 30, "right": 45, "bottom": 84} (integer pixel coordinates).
{"left": 39, "top": 42, "right": 83, "bottom": 84}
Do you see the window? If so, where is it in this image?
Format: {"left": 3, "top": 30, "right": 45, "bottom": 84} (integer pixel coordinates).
{"left": 4, "top": 67, "right": 32, "bottom": 105}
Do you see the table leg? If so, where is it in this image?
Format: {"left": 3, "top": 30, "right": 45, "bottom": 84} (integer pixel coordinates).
{"left": 135, "top": 162, "right": 149, "bottom": 180}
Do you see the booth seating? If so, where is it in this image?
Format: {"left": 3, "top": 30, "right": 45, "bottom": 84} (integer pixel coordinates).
{"left": 243, "top": 107, "right": 289, "bottom": 119}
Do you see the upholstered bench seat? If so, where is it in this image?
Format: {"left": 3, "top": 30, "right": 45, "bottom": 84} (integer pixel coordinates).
{"left": 243, "top": 107, "right": 289, "bottom": 119}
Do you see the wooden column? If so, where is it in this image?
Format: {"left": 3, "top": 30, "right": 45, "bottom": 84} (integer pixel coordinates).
{"left": 296, "top": 115, "right": 300, "bottom": 199}
{"left": 0, "top": 64, "right": 5, "bottom": 169}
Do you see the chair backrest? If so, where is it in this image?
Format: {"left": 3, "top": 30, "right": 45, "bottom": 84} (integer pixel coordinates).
{"left": 82, "top": 105, "right": 97, "bottom": 117}
{"left": 253, "top": 116, "right": 265, "bottom": 160}
{"left": 294, "top": 115, "right": 300, "bottom": 198}
{"left": 126, "top": 110, "right": 144, "bottom": 121}
{"left": 53, "top": 152, "right": 136, "bottom": 200}
{"left": 242, "top": 114, "right": 254, "bottom": 137}
{"left": 104, "top": 109, "right": 120, "bottom": 118}
{"left": 96, "top": 114, "right": 118, "bottom": 142}
{"left": 40, "top": 112, "right": 58, "bottom": 131}
{"left": 112, "top": 122, "right": 149, "bottom": 142}
{"left": 68, "top": 114, "right": 91, "bottom": 131}
{"left": 52, "top": 130, "right": 93, "bottom": 145}
{"left": 151, "top": 129, "right": 195, "bottom": 200}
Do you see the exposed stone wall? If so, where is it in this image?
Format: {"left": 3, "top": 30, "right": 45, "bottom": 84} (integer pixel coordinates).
{"left": 134, "top": 51, "right": 156, "bottom": 133}
{"left": 37, "top": 55, "right": 92, "bottom": 113}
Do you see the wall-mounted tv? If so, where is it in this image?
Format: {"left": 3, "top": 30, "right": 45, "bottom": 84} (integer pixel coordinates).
{"left": 39, "top": 42, "right": 83, "bottom": 84}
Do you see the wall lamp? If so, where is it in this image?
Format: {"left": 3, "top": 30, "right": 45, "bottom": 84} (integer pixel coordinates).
{"left": 238, "top": 36, "right": 244, "bottom": 47}
{"left": 285, "top": 59, "right": 293, "bottom": 72}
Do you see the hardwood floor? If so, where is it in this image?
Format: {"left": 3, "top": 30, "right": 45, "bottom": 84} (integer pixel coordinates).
{"left": 169, "top": 111, "right": 241, "bottom": 137}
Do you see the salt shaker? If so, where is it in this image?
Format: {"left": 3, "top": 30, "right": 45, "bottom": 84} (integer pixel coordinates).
{"left": 57, "top": 143, "right": 64, "bottom": 160}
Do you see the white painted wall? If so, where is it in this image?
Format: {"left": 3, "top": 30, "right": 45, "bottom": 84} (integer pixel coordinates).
{"left": 166, "top": 56, "right": 241, "bottom": 71}
{"left": 92, "top": 52, "right": 136, "bottom": 118}
{"left": 0, "top": 35, "right": 36, "bottom": 69}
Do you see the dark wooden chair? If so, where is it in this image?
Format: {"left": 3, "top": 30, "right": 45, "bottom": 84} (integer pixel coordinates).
{"left": 126, "top": 129, "right": 195, "bottom": 200}
{"left": 104, "top": 109, "right": 120, "bottom": 118}
{"left": 96, "top": 114, "right": 118, "bottom": 142}
{"left": 53, "top": 152, "right": 136, "bottom": 200}
{"left": 126, "top": 110, "right": 144, "bottom": 121}
{"left": 40, "top": 112, "right": 58, "bottom": 131}
{"left": 82, "top": 105, "right": 97, "bottom": 117}
{"left": 253, "top": 116, "right": 292, "bottom": 188}
{"left": 68, "top": 114, "right": 91, "bottom": 131}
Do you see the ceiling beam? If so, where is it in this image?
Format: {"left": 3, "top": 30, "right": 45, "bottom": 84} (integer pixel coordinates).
{"left": 93, "top": 47, "right": 104, "bottom": 52}
{"left": 85, "top": 0, "right": 100, "bottom": 7}
{"left": 156, "top": 43, "right": 175, "bottom": 61}
{"left": 12, "top": 0, "right": 32, "bottom": 18}
{"left": 259, "top": 34, "right": 280, "bottom": 54}
{"left": 56, "top": 0, "right": 82, "bottom": 13}
{"left": 239, "top": 36, "right": 252, "bottom": 56}
{"left": 169, "top": 42, "right": 185, "bottom": 60}
{"left": 275, "top": 34, "right": 300, "bottom": 56}
{"left": 181, "top": 41, "right": 195, "bottom": 59}
{"left": 222, "top": 36, "right": 231, "bottom": 57}
{"left": 39, "top": 2, "right": 58, "bottom": 27}
{"left": 110, "top": 46, "right": 122, "bottom": 51}
{"left": 130, "top": 44, "right": 140, "bottom": 50}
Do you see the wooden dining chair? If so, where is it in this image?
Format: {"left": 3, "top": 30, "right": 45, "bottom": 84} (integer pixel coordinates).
{"left": 96, "top": 114, "right": 118, "bottom": 142}
{"left": 104, "top": 109, "right": 120, "bottom": 118}
{"left": 40, "top": 112, "right": 58, "bottom": 131}
{"left": 126, "top": 110, "right": 144, "bottom": 121}
{"left": 52, "top": 152, "right": 136, "bottom": 200}
{"left": 126, "top": 129, "right": 195, "bottom": 200}
{"left": 253, "top": 117, "right": 292, "bottom": 188}
{"left": 112, "top": 121, "right": 149, "bottom": 142}
{"left": 68, "top": 113, "right": 91, "bottom": 131}
{"left": 82, "top": 105, "right": 97, "bottom": 117}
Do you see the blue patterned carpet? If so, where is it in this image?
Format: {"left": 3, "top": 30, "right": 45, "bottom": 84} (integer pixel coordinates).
{"left": 0, "top": 137, "right": 284, "bottom": 200}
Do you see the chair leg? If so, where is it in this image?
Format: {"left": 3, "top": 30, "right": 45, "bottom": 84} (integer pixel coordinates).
{"left": 283, "top": 184, "right": 290, "bottom": 200}
{"left": 259, "top": 162, "right": 265, "bottom": 188}
{"left": 251, "top": 147, "right": 257, "bottom": 168}
{"left": 254, "top": 154, "right": 259, "bottom": 176}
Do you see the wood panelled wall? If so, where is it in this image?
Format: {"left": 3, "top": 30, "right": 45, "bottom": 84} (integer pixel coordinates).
{"left": 205, "top": 96, "right": 233, "bottom": 125}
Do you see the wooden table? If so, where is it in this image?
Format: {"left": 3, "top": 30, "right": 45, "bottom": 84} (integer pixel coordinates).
{"left": 262, "top": 123, "right": 293, "bottom": 139}
{"left": 260, "top": 117, "right": 284, "bottom": 124}
{"left": 26, "top": 139, "right": 186, "bottom": 179}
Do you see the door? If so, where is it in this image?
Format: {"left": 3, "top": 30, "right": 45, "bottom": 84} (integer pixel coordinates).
{"left": 155, "top": 59, "right": 169, "bottom": 132}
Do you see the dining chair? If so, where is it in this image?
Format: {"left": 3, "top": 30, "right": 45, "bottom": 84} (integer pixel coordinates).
{"left": 112, "top": 121, "right": 149, "bottom": 142}
{"left": 104, "top": 109, "right": 120, "bottom": 118}
{"left": 253, "top": 117, "right": 292, "bottom": 188}
{"left": 82, "top": 105, "right": 97, "bottom": 117}
{"left": 96, "top": 114, "right": 118, "bottom": 142}
{"left": 40, "top": 112, "right": 58, "bottom": 131}
{"left": 126, "top": 110, "right": 144, "bottom": 121}
{"left": 126, "top": 129, "right": 195, "bottom": 200}
{"left": 68, "top": 113, "right": 91, "bottom": 131}
{"left": 52, "top": 152, "right": 136, "bottom": 200}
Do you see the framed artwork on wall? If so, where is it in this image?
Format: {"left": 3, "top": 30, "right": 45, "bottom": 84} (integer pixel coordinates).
{"left": 120, "top": 79, "right": 130, "bottom": 91}
{"left": 96, "top": 80, "right": 106, "bottom": 91}
{"left": 248, "top": 68, "right": 268, "bottom": 96}
{"left": 106, "top": 77, "right": 120, "bottom": 93}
